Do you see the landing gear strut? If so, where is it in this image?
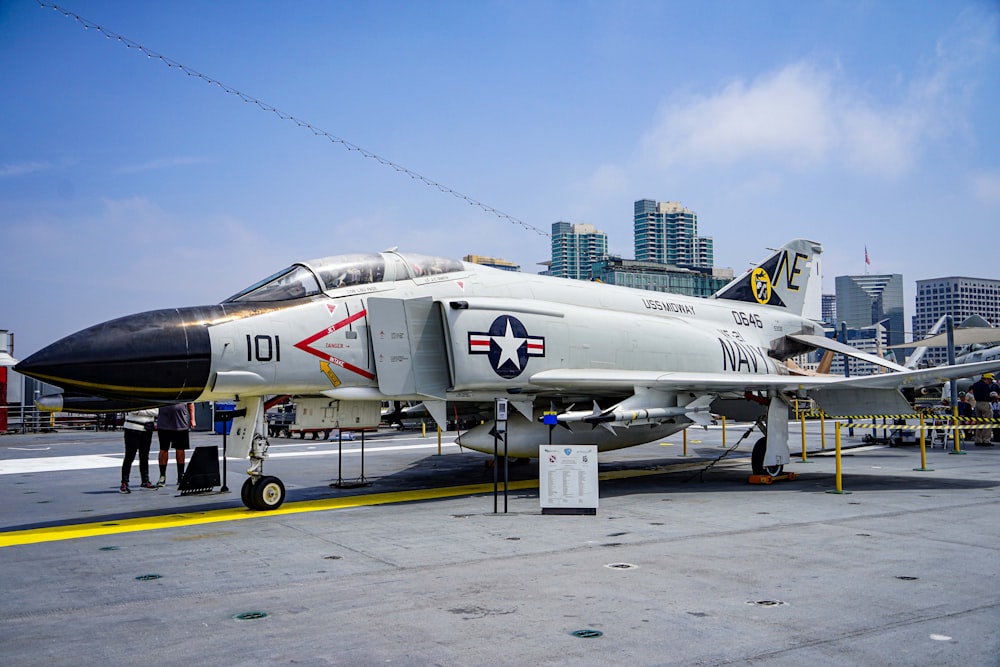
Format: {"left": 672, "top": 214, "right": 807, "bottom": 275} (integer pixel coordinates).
{"left": 241, "top": 431, "right": 287, "bottom": 510}
{"left": 748, "top": 395, "right": 790, "bottom": 477}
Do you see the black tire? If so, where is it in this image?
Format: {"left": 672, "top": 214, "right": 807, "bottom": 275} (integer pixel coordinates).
{"left": 751, "top": 437, "right": 784, "bottom": 477}
{"left": 251, "top": 475, "right": 286, "bottom": 511}
{"left": 241, "top": 477, "right": 255, "bottom": 509}
{"left": 280, "top": 427, "right": 290, "bottom": 439}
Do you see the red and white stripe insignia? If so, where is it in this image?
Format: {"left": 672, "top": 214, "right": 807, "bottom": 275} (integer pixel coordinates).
{"left": 469, "top": 333, "right": 492, "bottom": 352}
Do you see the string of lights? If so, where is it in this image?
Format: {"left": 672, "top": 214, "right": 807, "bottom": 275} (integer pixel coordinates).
{"left": 38, "top": 1, "right": 550, "bottom": 238}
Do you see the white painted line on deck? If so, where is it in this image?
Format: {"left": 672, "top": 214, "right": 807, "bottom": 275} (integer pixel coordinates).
{"left": 0, "top": 442, "right": 463, "bottom": 474}
{"left": 0, "top": 455, "right": 124, "bottom": 474}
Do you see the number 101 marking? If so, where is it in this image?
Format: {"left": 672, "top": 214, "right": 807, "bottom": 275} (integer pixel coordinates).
{"left": 247, "top": 334, "right": 281, "bottom": 362}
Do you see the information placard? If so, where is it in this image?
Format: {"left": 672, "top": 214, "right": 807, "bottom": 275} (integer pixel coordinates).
{"left": 539, "top": 445, "right": 598, "bottom": 515}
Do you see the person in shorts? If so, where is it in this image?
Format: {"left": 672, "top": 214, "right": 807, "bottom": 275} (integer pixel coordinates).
{"left": 156, "top": 403, "right": 195, "bottom": 486}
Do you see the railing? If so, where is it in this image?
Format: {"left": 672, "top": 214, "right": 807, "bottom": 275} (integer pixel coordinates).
{"left": 1, "top": 405, "right": 113, "bottom": 434}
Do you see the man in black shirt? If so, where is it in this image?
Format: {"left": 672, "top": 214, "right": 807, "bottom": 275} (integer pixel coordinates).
{"left": 970, "top": 373, "right": 995, "bottom": 446}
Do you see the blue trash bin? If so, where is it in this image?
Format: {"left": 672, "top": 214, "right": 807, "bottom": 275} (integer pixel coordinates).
{"left": 214, "top": 402, "right": 236, "bottom": 434}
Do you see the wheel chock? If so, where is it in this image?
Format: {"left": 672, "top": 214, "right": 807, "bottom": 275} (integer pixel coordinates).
{"left": 748, "top": 472, "right": 797, "bottom": 485}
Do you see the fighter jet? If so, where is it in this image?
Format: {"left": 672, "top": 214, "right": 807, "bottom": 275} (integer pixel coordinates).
{"left": 15, "top": 239, "right": 999, "bottom": 510}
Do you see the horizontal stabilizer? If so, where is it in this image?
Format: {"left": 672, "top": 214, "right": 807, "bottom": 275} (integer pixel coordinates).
{"left": 786, "top": 333, "right": 907, "bottom": 372}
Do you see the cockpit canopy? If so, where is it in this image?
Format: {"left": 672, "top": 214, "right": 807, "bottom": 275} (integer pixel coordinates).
{"left": 224, "top": 251, "right": 465, "bottom": 303}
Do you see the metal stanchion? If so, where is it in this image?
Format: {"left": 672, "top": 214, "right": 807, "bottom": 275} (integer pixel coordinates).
{"left": 914, "top": 415, "right": 933, "bottom": 472}
{"left": 950, "top": 409, "right": 966, "bottom": 455}
{"left": 826, "top": 422, "right": 850, "bottom": 495}
{"left": 799, "top": 412, "right": 810, "bottom": 462}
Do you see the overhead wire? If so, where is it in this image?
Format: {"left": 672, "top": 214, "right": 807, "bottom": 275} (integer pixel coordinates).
{"left": 37, "top": 1, "right": 550, "bottom": 238}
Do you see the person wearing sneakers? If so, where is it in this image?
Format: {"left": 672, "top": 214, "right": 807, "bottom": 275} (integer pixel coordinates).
{"left": 155, "top": 403, "right": 196, "bottom": 486}
{"left": 971, "top": 373, "right": 996, "bottom": 446}
{"left": 120, "top": 408, "right": 158, "bottom": 493}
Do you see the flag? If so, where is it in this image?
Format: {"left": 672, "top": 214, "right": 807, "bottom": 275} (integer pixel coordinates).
{"left": 865, "top": 246, "right": 870, "bottom": 266}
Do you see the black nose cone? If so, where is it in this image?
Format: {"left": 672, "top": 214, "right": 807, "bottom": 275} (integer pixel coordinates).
{"left": 15, "top": 307, "right": 217, "bottom": 402}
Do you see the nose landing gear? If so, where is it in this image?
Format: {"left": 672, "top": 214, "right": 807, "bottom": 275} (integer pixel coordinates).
{"left": 240, "top": 428, "right": 287, "bottom": 510}
{"left": 241, "top": 475, "right": 286, "bottom": 511}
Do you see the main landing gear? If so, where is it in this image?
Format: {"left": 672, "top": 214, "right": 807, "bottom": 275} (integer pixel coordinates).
{"left": 747, "top": 398, "right": 788, "bottom": 478}
{"left": 751, "top": 437, "right": 784, "bottom": 477}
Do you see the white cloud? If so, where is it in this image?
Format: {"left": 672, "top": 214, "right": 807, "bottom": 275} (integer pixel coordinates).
{"left": 114, "top": 156, "right": 209, "bottom": 175}
{"left": 970, "top": 170, "right": 1000, "bottom": 205}
{"left": 838, "top": 104, "right": 921, "bottom": 178}
{"left": 635, "top": 9, "right": 998, "bottom": 183}
{"left": 640, "top": 64, "right": 834, "bottom": 169}
{"left": 0, "top": 161, "right": 52, "bottom": 178}
{"left": 583, "top": 163, "right": 628, "bottom": 198}
{"left": 638, "top": 61, "right": 934, "bottom": 178}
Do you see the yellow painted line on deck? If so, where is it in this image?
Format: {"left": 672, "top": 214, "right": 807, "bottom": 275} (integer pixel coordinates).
{"left": 0, "top": 458, "right": 751, "bottom": 548}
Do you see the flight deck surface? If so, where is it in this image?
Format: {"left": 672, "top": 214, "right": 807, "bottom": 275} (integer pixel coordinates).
{"left": 1, "top": 424, "right": 998, "bottom": 665}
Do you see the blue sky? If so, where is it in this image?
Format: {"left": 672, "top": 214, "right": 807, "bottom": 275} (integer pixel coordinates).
{"left": 2, "top": 0, "right": 998, "bottom": 358}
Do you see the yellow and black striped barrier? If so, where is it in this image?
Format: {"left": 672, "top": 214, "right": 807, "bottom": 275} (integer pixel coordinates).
{"left": 844, "top": 422, "right": 999, "bottom": 430}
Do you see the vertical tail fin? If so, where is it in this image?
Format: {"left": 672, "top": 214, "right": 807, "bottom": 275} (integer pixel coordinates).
{"left": 712, "top": 239, "right": 822, "bottom": 318}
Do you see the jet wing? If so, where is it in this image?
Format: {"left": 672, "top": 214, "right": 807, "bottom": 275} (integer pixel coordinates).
{"left": 530, "top": 359, "right": 1000, "bottom": 417}
{"left": 531, "top": 359, "right": 1000, "bottom": 394}
{"left": 529, "top": 368, "right": 839, "bottom": 393}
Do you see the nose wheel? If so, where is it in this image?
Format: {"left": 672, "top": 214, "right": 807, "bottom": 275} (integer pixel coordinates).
{"left": 241, "top": 475, "right": 286, "bottom": 511}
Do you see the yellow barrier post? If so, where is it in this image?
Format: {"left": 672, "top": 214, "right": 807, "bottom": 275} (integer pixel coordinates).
{"left": 721, "top": 416, "right": 726, "bottom": 448}
{"left": 682, "top": 428, "right": 689, "bottom": 457}
{"left": 826, "top": 421, "right": 850, "bottom": 494}
{"left": 914, "top": 415, "right": 933, "bottom": 471}
{"left": 820, "top": 413, "right": 826, "bottom": 450}
{"left": 799, "top": 412, "right": 809, "bottom": 462}
{"left": 421, "top": 421, "right": 426, "bottom": 438}
{"left": 950, "top": 409, "right": 966, "bottom": 456}
{"left": 437, "top": 425, "right": 442, "bottom": 456}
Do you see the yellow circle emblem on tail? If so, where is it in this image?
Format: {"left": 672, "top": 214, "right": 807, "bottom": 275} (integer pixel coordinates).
{"left": 751, "top": 268, "right": 772, "bottom": 304}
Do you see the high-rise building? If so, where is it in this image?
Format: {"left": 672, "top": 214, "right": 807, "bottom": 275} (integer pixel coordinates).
{"left": 912, "top": 276, "right": 1000, "bottom": 366}
{"left": 548, "top": 221, "right": 608, "bottom": 280}
{"left": 835, "top": 274, "right": 905, "bottom": 357}
{"left": 590, "top": 257, "right": 732, "bottom": 297}
{"left": 463, "top": 255, "right": 520, "bottom": 272}
{"left": 822, "top": 294, "right": 837, "bottom": 325}
{"left": 633, "top": 199, "right": 713, "bottom": 268}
